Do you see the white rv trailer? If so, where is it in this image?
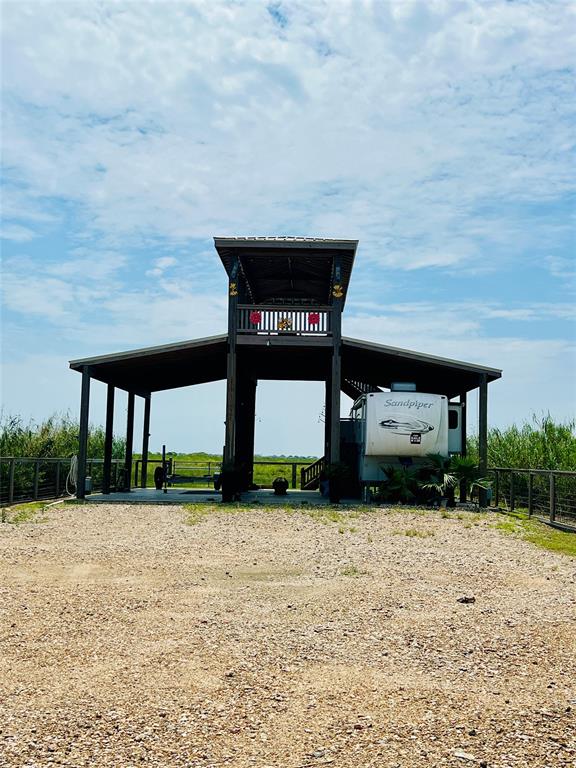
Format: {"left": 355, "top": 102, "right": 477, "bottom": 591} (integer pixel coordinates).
{"left": 349, "top": 390, "right": 463, "bottom": 483}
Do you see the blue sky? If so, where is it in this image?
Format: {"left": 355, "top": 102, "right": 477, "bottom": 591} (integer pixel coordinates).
{"left": 1, "top": 0, "right": 575, "bottom": 455}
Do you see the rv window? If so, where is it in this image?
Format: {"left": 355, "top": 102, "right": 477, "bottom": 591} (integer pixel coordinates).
{"left": 449, "top": 410, "right": 459, "bottom": 429}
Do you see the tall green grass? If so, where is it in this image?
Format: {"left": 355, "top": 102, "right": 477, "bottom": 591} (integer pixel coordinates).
{"left": 468, "top": 414, "right": 575, "bottom": 471}
{"left": 2, "top": 412, "right": 573, "bottom": 472}
{"left": 0, "top": 413, "right": 125, "bottom": 459}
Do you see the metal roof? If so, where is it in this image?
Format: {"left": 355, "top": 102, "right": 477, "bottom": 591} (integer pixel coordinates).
{"left": 70, "top": 334, "right": 501, "bottom": 398}
{"left": 214, "top": 236, "right": 358, "bottom": 246}
{"left": 214, "top": 236, "right": 358, "bottom": 307}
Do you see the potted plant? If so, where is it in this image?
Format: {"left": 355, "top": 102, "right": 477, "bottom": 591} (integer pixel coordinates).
{"left": 153, "top": 465, "right": 165, "bottom": 490}
{"left": 219, "top": 461, "right": 241, "bottom": 503}
{"left": 326, "top": 462, "right": 352, "bottom": 504}
{"left": 272, "top": 476, "right": 289, "bottom": 495}
{"left": 378, "top": 465, "right": 419, "bottom": 505}
{"left": 450, "top": 455, "right": 491, "bottom": 509}
{"left": 419, "top": 453, "right": 457, "bottom": 507}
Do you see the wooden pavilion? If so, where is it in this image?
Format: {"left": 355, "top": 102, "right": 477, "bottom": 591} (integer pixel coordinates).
{"left": 69, "top": 237, "right": 501, "bottom": 499}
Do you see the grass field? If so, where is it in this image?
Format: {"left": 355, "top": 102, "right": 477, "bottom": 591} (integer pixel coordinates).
{"left": 133, "top": 451, "right": 318, "bottom": 489}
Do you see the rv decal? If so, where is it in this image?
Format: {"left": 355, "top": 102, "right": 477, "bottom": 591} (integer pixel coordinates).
{"left": 384, "top": 398, "right": 433, "bottom": 410}
{"left": 379, "top": 417, "right": 435, "bottom": 436}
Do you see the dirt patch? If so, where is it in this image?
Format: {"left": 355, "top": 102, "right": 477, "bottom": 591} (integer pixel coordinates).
{"left": 1, "top": 504, "right": 575, "bottom": 767}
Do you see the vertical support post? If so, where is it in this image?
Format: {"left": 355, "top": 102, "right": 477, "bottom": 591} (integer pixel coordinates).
{"left": 124, "top": 392, "right": 135, "bottom": 491}
{"left": 141, "top": 394, "right": 151, "bottom": 488}
{"left": 510, "top": 472, "right": 515, "bottom": 512}
{"left": 102, "top": 383, "right": 115, "bottom": 495}
{"left": 494, "top": 470, "right": 499, "bottom": 508}
{"left": 528, "top": 472, "right": 534, "bottom": 516}
{"left": 33, "top": 460, "right": 39, "bottom": 500}
{"left": 77, "top": 366, "right": 91, "bottom": 499}
{"left": 8, "top": 458, "right": 15, "bottom": 504}
{"left": 55, "top": 460, "right": 61, "bottom": 497}
{"left": 549, "top": 474, "right": 556, "bottom": 522}
{"left": 459, "top": 392, "right": 467, "bottom": 502}
{"left": 224, "top": 256, "right": 239, "bottom": 466}
{"left": 162, "top": 444, "right": 167, "bottom": 494}
{"left": 324, "top": 377, "right": 332, "bottom": 460}
{"left": 291, "top": 463, "right": 297, "bottom": 489}
{"left": 478, "top": 374, "right": 488, "bottom": 507}
{"left": 329, "top": 254, "right": 343, "bottom": 465}
{"left": 235, "top": 376, "right": 257, "bottom": 490}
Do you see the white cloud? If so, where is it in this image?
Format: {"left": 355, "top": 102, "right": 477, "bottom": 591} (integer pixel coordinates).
{"left": 1, "top": 251, "right": 226, "bottom": 352}
{"left": 1, "top": 1, "right": 574, "bottom": 270}
{"left": 145, "top": 255, "right": 178, "bottom": 277}
{"left": 1, "top": 224, "right": 36, "bottom": 242}
{"left": 1, "top": 1, "right": 574, "bottom": 448}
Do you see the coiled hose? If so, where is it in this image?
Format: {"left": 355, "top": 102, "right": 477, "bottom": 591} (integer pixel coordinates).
{"left": 65, "top": 455, "right": 78, "bottom": 496}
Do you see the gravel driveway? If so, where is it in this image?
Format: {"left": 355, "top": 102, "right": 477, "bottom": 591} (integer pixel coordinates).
{"left": 1, "top": 503, "right": 574, "bottom": 767}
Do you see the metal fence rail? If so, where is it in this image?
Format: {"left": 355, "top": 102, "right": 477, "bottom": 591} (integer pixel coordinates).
{"left": 134, "top": 459, "right": 312, "bottom": 489}
{"left": 0, "top": 457, "right": 124, "bottom": 505}
{"left": 4, "top": 458, "right": 575, "bottom": 527}
{"left": 0, "top": 457, "right": 317, "bottom": 504}
{"left": 489, "top": 467, "right": 576, "bottom": 529}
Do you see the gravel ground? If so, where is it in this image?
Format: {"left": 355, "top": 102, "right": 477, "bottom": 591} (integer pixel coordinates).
{"left": 0, "top": 503, "right": 575, "bottom": 768}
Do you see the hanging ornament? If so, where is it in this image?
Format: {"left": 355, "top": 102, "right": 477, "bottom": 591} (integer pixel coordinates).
{"left": 229, "top": 281, "right": 238, "bottom": 297}
{"left": 249, "top": 310, "right": 262, "bottom": 324}
{"left": 332, "top": 284, "right": 344, "bottom": 299}
{"left": 278, "top": 317, "right": 293, "bottom": 331}
{"left": 308, "top": 312, "right": 320, "bottom": 326}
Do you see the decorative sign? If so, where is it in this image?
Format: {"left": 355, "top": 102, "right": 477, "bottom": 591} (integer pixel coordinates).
{"left": 332, "top": 283, "right": 344, "bottom": 299}
{"left": 229, "top": 282, "right": 238, "bottom": 297}
{"left": 249, "top": 310, "right": 262, "bottom": 324}
{"left": 278, "top": 317, "right": 293, "bottom": 331}
{"left": 308, "top": 312, "right": 320, "bottom": 326}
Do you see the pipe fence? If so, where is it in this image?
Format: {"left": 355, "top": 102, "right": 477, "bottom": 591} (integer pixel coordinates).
{"left": 488, "top": 467, "right": 576, "bottom": 530}
{"left": 3, "top": 458, "right": 575, "bottom": 531}
{"left": 1, "top": 457, "right": 314, "bottom": 503}
{"left": 134, "top": 459, "right": 311, "bottom": 489}
{"left": 0, "top": 457, "right": 124, "bottom": 505}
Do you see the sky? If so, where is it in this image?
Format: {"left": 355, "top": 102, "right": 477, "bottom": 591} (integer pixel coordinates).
{"left": 1, "top": 0, "right": 575, "bottom": 456}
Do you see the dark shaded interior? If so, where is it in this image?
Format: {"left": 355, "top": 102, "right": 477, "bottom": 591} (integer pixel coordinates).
{"left": 70, "top": 335, "right": 500, "bottom": 399}
{"left": 215, "top": 238, "right": 357, "bottom": 306}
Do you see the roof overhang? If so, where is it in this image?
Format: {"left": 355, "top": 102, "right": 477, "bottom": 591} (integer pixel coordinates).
{"left": 214, "top": 236, "right": 358, "bottom": 307}
{"left": 70, "top": 334, "right": 501, "bottom": 398}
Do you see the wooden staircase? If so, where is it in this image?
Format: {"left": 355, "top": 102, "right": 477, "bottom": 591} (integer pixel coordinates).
{"left": 341, "top": 378, "right": 382, "bottom": 400}
{"left": 300, "top": 456, "right": 325, "bottom": 490}
{"left": 300, "top": 381, "right": 381, "bottom": 490}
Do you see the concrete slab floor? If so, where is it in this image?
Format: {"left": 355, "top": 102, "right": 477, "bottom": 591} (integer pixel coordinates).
{"left": 85, "top": 488, "right": 332, "bottom": 505}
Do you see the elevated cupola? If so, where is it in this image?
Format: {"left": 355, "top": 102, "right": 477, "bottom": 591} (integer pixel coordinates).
{"left": 214, "top": 236, "right": 358, "bottom": 337}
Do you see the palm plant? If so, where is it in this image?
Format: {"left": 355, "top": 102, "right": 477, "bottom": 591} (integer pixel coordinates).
{"left": 449, "top": 455, "right": 491, "bottom": 509}
{"left": 419, "top": 453, "right": 457, "bottom": 506}
{"left": 378, "top": 465, "right": 419, "bottom": 504}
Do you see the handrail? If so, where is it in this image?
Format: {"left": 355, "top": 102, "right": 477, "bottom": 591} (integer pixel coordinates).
{"left": 489, "top": 467, "right": 576, "bottom": 477}
{"left": 301, "top": 456, "right": 325, "bottom": 490}
{"left": 237, "top": 305, "right": 332, "bottom": 335}
{"left": 237, "top": 304, "right": 332, "bottom": 311}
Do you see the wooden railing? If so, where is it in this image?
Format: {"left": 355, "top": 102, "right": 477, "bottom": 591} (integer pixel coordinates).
{"left": 342, "top": 379, "right": 382, "bottom": 400}
{"left": 237, "top": 305, "right": 332, "bottom": 335}
{"left": 301, "top": 456, "right": 326, "bottom": 490}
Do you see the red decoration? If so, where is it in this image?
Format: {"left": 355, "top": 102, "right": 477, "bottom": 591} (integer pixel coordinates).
{"left": 249, "top": 310, "right": 261, "bottom": 325}
{"left": 308, "top": 312, "right": 320, "bottom": 326}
